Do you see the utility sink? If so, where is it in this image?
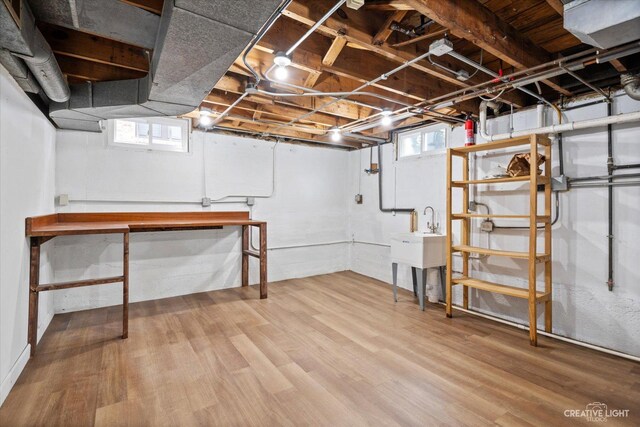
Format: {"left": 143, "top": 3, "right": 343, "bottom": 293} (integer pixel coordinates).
{"left": 390, "top": 232, "right": 446, "bottom": 269}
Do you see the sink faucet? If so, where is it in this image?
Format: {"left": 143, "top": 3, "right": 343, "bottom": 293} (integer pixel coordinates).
{"left": 423, "top": 206, "right": 439, "bottom": 234}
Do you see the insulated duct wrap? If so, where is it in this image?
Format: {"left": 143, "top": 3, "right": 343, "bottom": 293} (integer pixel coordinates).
{"left": 0, "top": 0, "right": 69, "bottom": 101}
{"left": 48, "top": 0, "right": 285, "bottom": 131}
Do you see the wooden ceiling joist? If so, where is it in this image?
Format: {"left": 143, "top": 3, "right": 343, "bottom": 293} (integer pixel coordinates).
{"left": 372, "top": 10, "right": 408, "bottom": 46}
{"left": 363, "top": 1, "right": 412, "bottom": 11}
{"left": 403, "top": 0, "right": 572, "bottom": 96}
{"left": 38, "top": 22, "right": 150, "bottom": 74}
{"left": 119, "top": 0, "right": 163, "bottom": 15}
{"left": 56, "top": 55, "right": 146, "bottom": 82}
{"left": 282, "top": 2, "right": 529, "bottom": 108}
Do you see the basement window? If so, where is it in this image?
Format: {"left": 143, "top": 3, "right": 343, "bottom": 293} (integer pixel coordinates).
{"left": 397, "top": 124, "right": 448, "bottom": 159}
{"left": 107, "top": 117, "right": 190, "bottom": 153}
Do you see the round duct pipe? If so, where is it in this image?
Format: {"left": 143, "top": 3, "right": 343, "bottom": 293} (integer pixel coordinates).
{"left": 16, "top": 30, "right": 70, "bottom": 102}
{"left": 621, "top": 73, "right": 640, "bottom": 101}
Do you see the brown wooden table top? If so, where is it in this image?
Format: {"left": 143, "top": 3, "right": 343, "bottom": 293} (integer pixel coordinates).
{"left": 25, "top": 212, "right": 265, "bottom": 237}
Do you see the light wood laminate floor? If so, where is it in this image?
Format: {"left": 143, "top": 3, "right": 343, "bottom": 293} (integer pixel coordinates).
{"left": 1, "top": 271, "right": 638, "bottom": 426}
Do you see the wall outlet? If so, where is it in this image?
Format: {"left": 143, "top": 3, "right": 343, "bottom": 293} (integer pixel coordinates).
{"left": 201, "top": 197, "right": 211, "bottom": 207}
{"left": 246, "top": 197, "right": 255, "bottom": 206}
{"left": 57, "top": 194, "right": 69, "bottom": 206}
{"left": 355, "top": 194, "right": 363, "bottom": 204}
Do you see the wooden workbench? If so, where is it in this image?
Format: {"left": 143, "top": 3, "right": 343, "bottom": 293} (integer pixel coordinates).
{"left": 25, "top": 211, "right": 267, "bottom": 356}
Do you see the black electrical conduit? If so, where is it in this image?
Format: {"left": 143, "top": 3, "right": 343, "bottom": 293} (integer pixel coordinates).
{"left": 607, "top": 101, "right": 614, "bottom": 291}
{"left": 377, "top": 131, "right": 415, "bottom": 214}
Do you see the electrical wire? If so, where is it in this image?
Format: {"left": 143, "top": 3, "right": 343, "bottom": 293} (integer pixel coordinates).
{"left": 466, "top": 49, "right": 483, "bottom": 80}
{"left": 479, "top": 89, "right": 506, "bottom": 102}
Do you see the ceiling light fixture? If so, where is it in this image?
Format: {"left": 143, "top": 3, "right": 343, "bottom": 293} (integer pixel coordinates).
{"left": 274, "top": 65, "right": 289, "bottom": 80}
{"left": 381, "top": 108, "right": 393, "bottom": 126}
{"left": 329, "top": 126, "right": 341, "bottom": 142}
{"left": 273, "top": 51, "right": 291, "bottom": 80}
{"left": 199, "top": 107, "right": 213, "bottom": 127}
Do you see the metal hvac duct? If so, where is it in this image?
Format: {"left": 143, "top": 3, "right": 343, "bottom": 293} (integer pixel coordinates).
{"left": 47, "top": 0, "right": 285, "bottom": 131}
{"left": 0, "top": 0, "right": 69, "bottom": 101}
{"left": 564, "top": 0, "right": 640, "bottom": 49}
{"left": 3, "top": 0, "right": 285, "bottom": 131}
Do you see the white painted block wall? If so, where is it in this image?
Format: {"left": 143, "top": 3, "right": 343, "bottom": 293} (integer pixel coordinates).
{"left": 53, "top": 131, "right": 350, "bottom": 311}
{"left": 0, "top": 65, "right": 56, "bottom": 405}
{"left": 348, "top": 92, "right": 640, "bottom": 357}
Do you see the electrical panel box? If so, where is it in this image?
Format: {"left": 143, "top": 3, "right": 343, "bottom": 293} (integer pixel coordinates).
{"left": 57, "top": 194, "right": 69, "bottom": 206}
{"left": 429, "top": 38, "right": 453, "bottom": 56}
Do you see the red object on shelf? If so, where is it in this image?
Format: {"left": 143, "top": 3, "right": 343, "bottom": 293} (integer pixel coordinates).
{"left": 464, "top": 118, "right": 475, "bottom": 146}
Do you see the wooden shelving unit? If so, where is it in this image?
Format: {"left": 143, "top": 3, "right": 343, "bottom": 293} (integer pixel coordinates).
{"left": 446, "top": 135, "right": 552, "bottom": 346}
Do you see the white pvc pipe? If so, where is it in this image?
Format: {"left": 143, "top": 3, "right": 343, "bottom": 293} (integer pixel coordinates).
{"left": 479, "top": 101, "right": 640, "bottom": 141}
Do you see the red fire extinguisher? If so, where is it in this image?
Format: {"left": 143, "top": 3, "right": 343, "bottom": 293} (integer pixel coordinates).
{"left": 464, "top": 115, "right": 475, "bottom": 146}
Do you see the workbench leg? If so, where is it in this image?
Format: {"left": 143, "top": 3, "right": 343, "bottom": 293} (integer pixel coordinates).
{"left": 242, "top": 225, "right": 249, "bottom": 287}
{"left": 28, "top": 238, "right": 41, "bottom": 357}
{"left": 122, "top": 232, "right": 129, "bottom": 339}
{"left": 259, "top": 224, "right": 267, "bottom": 299}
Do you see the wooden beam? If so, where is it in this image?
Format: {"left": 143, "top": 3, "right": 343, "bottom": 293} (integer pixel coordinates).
{"left": 119, "top": 0, "right": 163, "bottom": 15}
{"left": 403, "top": 0, "right": 571, "bottom": 96}
{"left": 372, "top": 10, "right": 408, "bottom": 46}
{"left": 260, "top": 16, "right": 529, "bottom": 109}
{"left": 213, "top": 73, "right": 369, "bottom": 121}
{"left": 545, "top": 0, "right": 564, "bottom": 16}
{"left": 283, "top": 1, "right": 467, "bottom": 87}
{"left": 38, "top": 22, "right": 149, "bottom": 73}
{"left": 204, "top": 90, "right": 348, "bottom": 129}
{"left": 322, "top": 36, "right": 347, "bottom": 66}
{"left": 304, "top": 70, "right": 323, "bottom": 88}
{"left": 283, "top": 1, "right": 531, "bottom": 107}
{"left": 363, "top": 1, "right": 412, "bottom": 11}
{"left": 300, "top": 36, "right": 348, "bottom": 88}
{"left": 56, "top": 56, "right": 146, "bottom": 82}
{"left": 390, "top": 28, "right": 447, "bottom": 48}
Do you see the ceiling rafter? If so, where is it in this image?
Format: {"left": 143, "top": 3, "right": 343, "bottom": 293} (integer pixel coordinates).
{"left": 281, "top": 1, "right": 529, "bottom": 108}
{"left": 119, "top": 0, "right": 163, "bottom": 15}
{"left": 403, "top": 0, "right": 572, "bottom": 96}
{"left": 38, "top": 22, "right": 150, "bottom": 74}
{"left": 372, "top": 10, "right": 408, "bottom": 46}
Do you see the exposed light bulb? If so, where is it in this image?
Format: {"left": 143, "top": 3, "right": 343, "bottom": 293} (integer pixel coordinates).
{"left": 329, "top": 127, "right": 341, "bottom": 142}
{"left": 200, "top": 114, "right": 213, "bottom": 127}
{"left": 274, "top": 65, "right": 288, "bottom": 80}
{"left": 381, "top": 108, "right": 393, "bottom": 126}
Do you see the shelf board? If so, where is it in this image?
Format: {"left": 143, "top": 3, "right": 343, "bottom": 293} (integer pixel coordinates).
{"left": 452, "top": 214, "right": 550, "bottom": 223}
{"left": 450, "top": 135, "right": 550, "bottom": 154}
{"left": 452, "top": 245, "right": 550, "bottom": 262}
{"left": 452, "top": 175, "right": 549, "bottom": 186}
{"left": 452, "top": 277, "right": 550, "bottom": 301}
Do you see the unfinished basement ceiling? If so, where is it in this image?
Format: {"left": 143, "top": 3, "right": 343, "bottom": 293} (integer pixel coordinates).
{"left": 3, "top": 0, "right": 640, "bottom": 148}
